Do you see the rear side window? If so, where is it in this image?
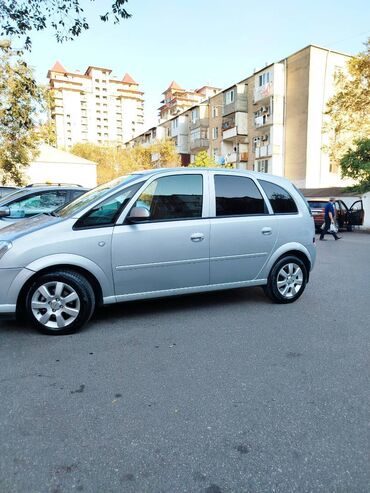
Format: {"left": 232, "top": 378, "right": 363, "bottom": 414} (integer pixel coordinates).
{"left": 215, "top": 175, "right": 267, "bottom": 216}
{"left": 259, "top": 180, "right": 298, "bottom": 214}
{"left": 308, "top": 201, "right": 327, "bottom": 209}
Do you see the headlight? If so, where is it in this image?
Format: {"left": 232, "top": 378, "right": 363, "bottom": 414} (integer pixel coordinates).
{"left": 0, "top": 241, "right": 12, "bottom": 260}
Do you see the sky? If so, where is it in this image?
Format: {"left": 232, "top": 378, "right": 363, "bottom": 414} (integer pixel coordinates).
{"left": 20, "top": 0, "right": 370, "bottom": 129}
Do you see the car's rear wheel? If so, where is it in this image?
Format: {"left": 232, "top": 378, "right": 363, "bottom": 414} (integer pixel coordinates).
{"left": 264, "top": 255, "right": 308, "bottom": 304}
{"left": 25, "top": 270, "right": 95, "bottom": 335}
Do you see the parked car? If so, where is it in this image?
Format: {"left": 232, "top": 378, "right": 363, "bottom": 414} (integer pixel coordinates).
{"left": 0, "top": 169, "right": 316, "bottom": 335}
{"left": 0, "top": 186, "right": 18, "bottom": 199}
{"left": 0, "top": 184, "right": 89, "bottom": 229}
{"left": 307, "top": 197, "right": 364, "bottom": 232}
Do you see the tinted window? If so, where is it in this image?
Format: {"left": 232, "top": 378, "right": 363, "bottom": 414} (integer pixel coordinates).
{"left": 215, "top": 175, "right": 266, "bottom": 216}
{"left": 75, "top": 183, "right": 142, "bottom": 228}
{"left": 8, "top": 191, "right": 68, "bottom": 218}
{"left": 308, "top": 201, "right": 327, "bottom": 209}
{"left": 259, "top": 180, "right": 298, "bottom": 214}
{"left": 131, "top": 175, "right": 203, "bottom": 221}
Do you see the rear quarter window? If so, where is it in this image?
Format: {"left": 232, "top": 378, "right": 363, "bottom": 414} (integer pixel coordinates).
{"left": 258, "top": 180, "right": 298, "bottom": 214}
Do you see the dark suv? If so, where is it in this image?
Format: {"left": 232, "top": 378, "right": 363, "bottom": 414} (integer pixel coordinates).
{"left": 308, "top": 198, "right": 364, "bottom": 232}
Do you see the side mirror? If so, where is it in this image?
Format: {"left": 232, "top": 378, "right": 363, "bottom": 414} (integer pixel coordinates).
{"left": 127, "top": 206, "right": 150, "bottom": 223}
{"left": 0, "top": 206, "right": 10, "bottom": 218}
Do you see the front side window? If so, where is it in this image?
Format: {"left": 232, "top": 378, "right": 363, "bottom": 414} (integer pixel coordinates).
{"left": 8, "top": 191, "right": 68, "bottom": 218}
{"left": 131, "top": 174, "right": 203, "bottom": 221}
{"left": 75, "top": 183, "right": 142, "bottom": 228}
{"left": 259, "top": 180, "right": 298, "bottom": 214}
{"left": 215, "top": 175, "right": 267, "bottom": 216}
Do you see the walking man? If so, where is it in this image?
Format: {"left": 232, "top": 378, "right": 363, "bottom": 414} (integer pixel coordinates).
{"left": 320, "top": 198, "right": 341, "bottom": 240}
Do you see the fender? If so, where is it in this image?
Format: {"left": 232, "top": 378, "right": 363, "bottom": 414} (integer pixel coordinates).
{"left": 257, "top": 242, "right": 313, "bottom": 280}
{"left": 24, "top": 253, "right": 115, "bottom": 300}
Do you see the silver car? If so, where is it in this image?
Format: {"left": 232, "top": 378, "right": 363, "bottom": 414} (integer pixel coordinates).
{"left": 0, "top": 168, "right": 316, "bottom": 335}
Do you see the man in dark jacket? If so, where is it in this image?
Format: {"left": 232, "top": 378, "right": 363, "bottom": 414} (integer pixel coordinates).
{"left": 319, "top": 198, "right": 341, "bottom": 240}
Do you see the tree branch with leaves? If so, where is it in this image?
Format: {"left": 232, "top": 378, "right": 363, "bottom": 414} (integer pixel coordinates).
{"left": 0, "top": 44, "right": 42, "bottom": 184}
{"left": 0, "top": 0, "right": 131, "bottom": 49}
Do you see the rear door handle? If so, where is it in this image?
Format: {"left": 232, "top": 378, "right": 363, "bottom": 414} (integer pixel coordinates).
{"left": 191, "top": 233, "right": 205, "bottom": 242}
{"left": 261, "top": 227, "right": 272, "bottom": 236}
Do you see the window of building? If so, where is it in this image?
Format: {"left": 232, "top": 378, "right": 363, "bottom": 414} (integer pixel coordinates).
{"left": 191, "top": 107, "right": 200, "bottom": 123}
{"left": 258, "top": 72, "right": 271, "bottom": 87}
{"left": 212, "top": 127, "right": 219, "bottom": 140}
{"left": 190, "top": 128, "right": 200, "bottom": 142}
{"left": 225, "top": 89, "right": 235, "bottom": 105}
{"left": 212, "top": 106, "right": 218, "bottom": 118}
{"left": 131, "top": 174, "right": 203, "bottom": 221}
{"left": 214, "top": 175, "right": 266, "bottom": 216}
{"left": 258, "top": 180, "right": 298, "bottom": 214}
{"left": 256, "top": 159, "right": 269, "bottom": 173}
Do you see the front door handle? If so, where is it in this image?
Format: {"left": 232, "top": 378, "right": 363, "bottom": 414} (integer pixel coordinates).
{"left": 191, "top": 233, "right": 205, "bottom": 242}
{"left": 261, "top": 227, "right": 272, "bottom": 236}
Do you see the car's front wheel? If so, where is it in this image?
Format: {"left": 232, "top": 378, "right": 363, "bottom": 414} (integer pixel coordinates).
{"left": 264, "top": 255, "right": 308, "bottom": 304}
{"left": 25, "top": 270, "right": 95, "bottom": 335}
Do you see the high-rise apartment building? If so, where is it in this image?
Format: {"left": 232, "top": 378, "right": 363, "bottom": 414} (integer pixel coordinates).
{"left": 48, "top": 62, "right": 144, "bottom": 148}
{"left": 159, "top": 81, "right": 220, "bottom": 122}
{"left": 127, "top": 45, "right": 353, "bottom": 189}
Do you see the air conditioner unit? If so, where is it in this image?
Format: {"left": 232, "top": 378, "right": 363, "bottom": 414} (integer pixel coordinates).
{"left": 261, "top": 106, "right": 268, "bottom": 113}
{"left": 261, "top": 134, "right": 269, "bottom": 141}
{"left": 253, "top": 137, "right": 260, "bottom": 143}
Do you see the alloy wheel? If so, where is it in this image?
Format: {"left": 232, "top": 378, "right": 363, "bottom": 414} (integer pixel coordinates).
{"left": 276, "top": 263, "right": 303, "bottom": 299}
{"left": 31, "top": 281, "right": 81, "bottom": 329}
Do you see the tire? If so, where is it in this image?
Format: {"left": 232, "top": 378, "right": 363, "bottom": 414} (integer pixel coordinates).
{"left": 25, "top": 270, "right": 95, "bottom": 335}
{"left": 264, "top": 255, "right": 308, "bottom": 304}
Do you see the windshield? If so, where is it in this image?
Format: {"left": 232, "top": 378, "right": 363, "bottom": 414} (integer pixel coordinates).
{"left": 0, "top": 189, "right": 32, "bottom": 204}
{"left": 56, "top": 175, "right": 138, "bottom": 218}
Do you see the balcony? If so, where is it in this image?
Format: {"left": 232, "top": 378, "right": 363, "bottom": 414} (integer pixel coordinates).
{"left": 255, "top": 145, "right": 272, "bottom": 158}
{"left": 189, "top": 118, "right": 209, "bottom": 130}
{"left": 190, "top": 138, "right": 209, "bottom": 150}
{"left": 223, "top": 127, "right": 237, "bottom": 140}
{"left": 254, "top": 82, "right": 273, "bottom": 103}
{"left": 254, "top": 114, "right": 272, "bottom": 128}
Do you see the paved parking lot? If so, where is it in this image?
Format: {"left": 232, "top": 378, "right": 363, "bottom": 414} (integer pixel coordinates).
{"left": 1, "top": 232, "right": 370, "bottom": 493}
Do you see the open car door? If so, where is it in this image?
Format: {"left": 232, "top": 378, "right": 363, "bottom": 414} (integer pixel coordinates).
{"left": 348, "top": 200, "right": 364, "bottom": 226}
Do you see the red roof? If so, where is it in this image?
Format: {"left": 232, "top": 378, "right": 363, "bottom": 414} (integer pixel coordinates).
{"left": 50, "top": 61, "right": 66, "bottom": 73}
{"left": 164, "top": 80, "right": 183, "bottom": 93}
{"left": 122, "top": 73, "right": 137, "bottom": 84}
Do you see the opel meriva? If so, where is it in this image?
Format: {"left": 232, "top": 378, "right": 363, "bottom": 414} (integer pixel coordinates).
{"left": 0, "top": 169, "right": 316, "bottom": 335}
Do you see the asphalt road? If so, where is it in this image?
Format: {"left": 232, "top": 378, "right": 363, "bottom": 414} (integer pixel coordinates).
{"left": 1, "top": 232, "right": 370, "bottom": 493}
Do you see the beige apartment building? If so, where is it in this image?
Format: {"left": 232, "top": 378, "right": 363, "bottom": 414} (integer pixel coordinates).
{"left": 48, "top": 62, "right": 144, "bottom": 149}
{"left": 159, "top": 81, "right": 220, "bottom": 122}
{"left": 126, "top": 45, "right": 353, "bottom": 189}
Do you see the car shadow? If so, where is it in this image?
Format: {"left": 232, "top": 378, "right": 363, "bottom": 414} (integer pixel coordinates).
{"left": 93, "top": 286, "right": 268, "bottom": 324}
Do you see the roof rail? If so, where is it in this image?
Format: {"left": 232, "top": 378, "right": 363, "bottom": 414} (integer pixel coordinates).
{"left": 25, "top": 183, "right": 83, "bottom": 188}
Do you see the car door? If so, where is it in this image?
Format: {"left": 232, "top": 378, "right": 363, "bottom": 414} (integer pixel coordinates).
{"left": 348, "top": 200, "right": 364, "bottom": 226}
{"left": 209, "top": 173, "right": 279, "bottom": 284}
{"left": 112, "top": 172, "right": 210, "bottom": 299}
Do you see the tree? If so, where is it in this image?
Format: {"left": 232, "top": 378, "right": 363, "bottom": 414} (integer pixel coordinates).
{"left": 191, "top": 150, "right": 218, "bottom": 168}
{"left": 0, "top": 44, "right": 42, "bottom": 185}
{"left": 151, "top": 139, "right": 180, "bottom": 168}
{"left": 339, "top": 138, "right": 370, "bottom": 192}
{"left": 0, "top": 0, "right": 131, "bottom": 49}
{"left": 70, "top": 139, "right": 180, "bottom": 185}
{"left": 36, "top": 86, "right": 56, "bottom": 146}
{"left": 325, "top": 39, "right": 370, "bottom": 170}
